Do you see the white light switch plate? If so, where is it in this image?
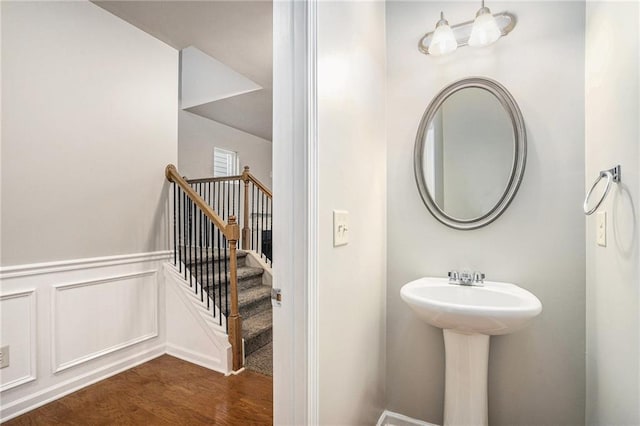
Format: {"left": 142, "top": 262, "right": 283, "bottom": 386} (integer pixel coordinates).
{"left": 597, "top": 211, "right": 606, "bottom": 247}
{"left": 333, "top": 210, "right": 349, "bottom": 247}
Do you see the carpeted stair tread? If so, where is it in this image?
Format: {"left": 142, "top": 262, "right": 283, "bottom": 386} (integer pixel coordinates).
{"left": 245, "top": 341, "right": 272, "bottom": 376}
{"left": 243, "top": 308, "right": 272, "bottom": 340}
{"left": 182, "top": 248, "right": 248, "bottom": 264}
{"left": 243, "top": 308, "right": 273, "bottom": 358}
{"left": 238, "top": 285, "right": 271, "bottom": 317}
{"left": 199, "top": 266, "right": 263, "bottom": 284}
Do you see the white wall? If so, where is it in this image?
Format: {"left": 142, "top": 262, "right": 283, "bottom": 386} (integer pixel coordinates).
{"left": 178, "top": 110, "right": 272, "bottom": 188}
{"left": 317, "top": 1, "right": 387, "bottom": 424}
{"left": 585, "top": 2, "right": 640, "bottom": 423}
{"left": 0, "top": 1, "right": 178, "bottom": 420}
{"left": 386, "top": 2, "right": 585, "bottom": 424}
{"left": 1, "top": 1, "right": 178, "bottom": 267}
{"left": 180, "top": 46, "right": 261, "bottom": 110}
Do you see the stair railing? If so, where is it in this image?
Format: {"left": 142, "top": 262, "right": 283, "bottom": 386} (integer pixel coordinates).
{"left": 187, "top": 166, "right": 272, "bottom": 266}
{"left": 165, "top": 164, "right": 243, "bottom": 371}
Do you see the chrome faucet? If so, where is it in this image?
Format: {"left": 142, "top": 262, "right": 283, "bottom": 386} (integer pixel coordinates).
{"left": 448, "top": 270, "right": 485, "bottom": 286}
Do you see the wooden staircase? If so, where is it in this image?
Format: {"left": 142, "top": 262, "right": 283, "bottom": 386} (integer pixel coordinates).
{"left": 185, "top": 250, "right": 272, "bottom": 364}
{"left": 166, "top": 164, "right": 273, "bottom": 373}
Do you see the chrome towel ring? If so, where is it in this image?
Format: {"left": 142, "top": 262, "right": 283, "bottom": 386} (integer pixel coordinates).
{"left": 583, "top": 165, "right": 621, "bottom": 215}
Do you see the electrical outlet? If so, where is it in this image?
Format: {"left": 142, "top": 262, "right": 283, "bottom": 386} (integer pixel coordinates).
{"left": 597, "top": 211, "right": 606, "bottom": 247}
{"left": 0, "top": 346, "right": 9, "bottom": 369}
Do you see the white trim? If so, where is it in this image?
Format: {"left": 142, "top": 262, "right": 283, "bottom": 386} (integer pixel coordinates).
{"left": 51, "top": 270, "right": 159, "bottom": 373}
{"left": 376, "top": 410, "right": 440, "bottom": 426}
{"left": 0, "top": 251, "right": 172, "bottom": 279}
{"left": 272, "top": 0, "right": 317, "bottom": 423}
{"left": 165, "top": 343, "right": 224, "bottom": 373}
{"left": 163, "top": 263, "right": 231, "bottom": 374}
{"left": 0, "top": 345, "right": 165, "bottom": 423}
{"left": 0, "top": 290, "right": 37, "bottom": 392}
{"left": 244, "top": 250, "right": 272, "bottom": 286}
{"left": 306, "top": 0, "right": 319, "bottom": 424}
{"left": 164, "top": 263, "right": 227, "bottom": 330}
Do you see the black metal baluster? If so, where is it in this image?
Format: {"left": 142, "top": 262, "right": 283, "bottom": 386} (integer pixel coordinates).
{"left": 223, "top": 234, "right": 228, "bottom": 332}
{"left": 217, "top": 181, "right": 221, "bottom": 224}
{"left": 178, "top": 187, "right": 183, "bottom": 272}
{"left": 226, "top": 181, "right": 230, "bottom": 223}
{"left": 261, "top": 191, "right": 265, "bottom": 260}
{"left": 232, "top": 179, "right": 236, "bottom": 217}
{"left": 173, "top": 183, "right": 177, "bottom": 265}
{"left": 217, "top": 224, "right": 222, "bottom": 326}
{"left": 210, "top": 222, "right": 216, "bottom": 318}
{"left": 199, "top": 209, "right": 204, "bottom": 302}
{"left": 205, "top": 215, "right": 210, "bottom": 311}
{"left": 268, "top": 196, "right": 272, "bottom": 265}
{"left": 252, "top": 183, "right": 256, "bottom": 251}
{"left": 188, "top": 200, "right": 194, "bottom": 287}
{"left": 194, "top": 207, "right": 199, "bottom": 297}
{"left": 183, "top": 192, "right": 187, "bottom": 280}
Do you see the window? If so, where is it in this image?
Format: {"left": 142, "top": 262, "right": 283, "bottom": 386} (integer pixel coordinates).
{"left": 213, "top": 147, "right": 239, "bottom": 177}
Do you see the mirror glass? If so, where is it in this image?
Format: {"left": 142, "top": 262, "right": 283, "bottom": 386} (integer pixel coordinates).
{"left": 414, "top": 77, "right": 526, "bottom": 230}
{"left": 422, "top": 88, "right": 514, "bottom": 220}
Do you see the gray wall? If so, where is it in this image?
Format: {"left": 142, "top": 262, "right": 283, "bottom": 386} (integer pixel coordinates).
{"left": 178, "top": 110, "right": 272, "bottom": 188}
{"left": 317, "top": 1, "right": 387, "bottom": 424}
{"left": 386, "top": 2, "right": 586, "bottom": 424}
{"left": 585, "top": 2, "right": 640, "bottom": 424}
{"left": 1, "top": 1, "right": 178, "bottom": 266}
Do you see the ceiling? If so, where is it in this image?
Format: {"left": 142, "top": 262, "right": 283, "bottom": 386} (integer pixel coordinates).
{"left": 94, "top": 0, "right": 273, "bottom": 141}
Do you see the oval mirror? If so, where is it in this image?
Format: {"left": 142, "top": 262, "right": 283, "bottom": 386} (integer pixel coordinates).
{"left": 414, "top": 77, "right": 526, "bottom": 230}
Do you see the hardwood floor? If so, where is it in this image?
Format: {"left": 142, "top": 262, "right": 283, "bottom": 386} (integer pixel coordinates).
{"left": 5, "top": 355, "right": 273, "bottom": 425}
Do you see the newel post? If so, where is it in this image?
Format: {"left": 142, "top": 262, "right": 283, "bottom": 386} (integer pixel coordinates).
{"left": 241, "top": 166, "right": 251, "bottom": 250}
{"left": 226, "top": 216, "right": 243, "bottom": 371}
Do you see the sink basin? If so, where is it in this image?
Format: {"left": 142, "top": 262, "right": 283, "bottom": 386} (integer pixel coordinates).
{"left": 401, "top": 276, "right": 542, "bottom": 426}
{"left": 401, "top": 277, "right": 542, "bottom": 335}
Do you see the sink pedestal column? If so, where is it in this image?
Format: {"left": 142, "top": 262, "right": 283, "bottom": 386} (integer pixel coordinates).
{"left": 443, "top": 329, "right": 490, "bottom": 426}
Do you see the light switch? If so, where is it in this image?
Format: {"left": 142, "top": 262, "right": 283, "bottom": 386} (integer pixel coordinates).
{"left": 597, "top": 211, "right": 606, "bottom": 247}
{"left": 333, "top": 210, "right": 349, "bottom": 247}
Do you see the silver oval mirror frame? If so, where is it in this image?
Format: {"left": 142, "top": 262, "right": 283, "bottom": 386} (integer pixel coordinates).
{"left": 414, "top": 77, "right": 526, "bottom": 230}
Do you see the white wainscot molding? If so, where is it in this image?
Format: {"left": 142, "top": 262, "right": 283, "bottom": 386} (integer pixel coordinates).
{"left": 51, "top": 270, "right": 159, "bottom": 373}
{"left": 0, "top": 251, "right": 170, "bottom": 423}
{"left": 0, "top": 290, "right": 37, "bottom": 392}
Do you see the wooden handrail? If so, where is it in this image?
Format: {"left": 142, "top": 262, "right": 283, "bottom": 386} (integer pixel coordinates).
{"left": 242, "top": 166, "right": 273, "bottom": 199}
{"left": 186, "top": 175, "right": 243, "bottom": 184}
{"left": 184, "top": 167, "right": 272, "bottom": 199}
{"left": 165, "top": 164, "right": 237, "bottom": 240}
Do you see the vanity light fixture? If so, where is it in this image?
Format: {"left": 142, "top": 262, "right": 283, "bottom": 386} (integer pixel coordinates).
{"left": 418, "top": 1, "right": 516, "bottom": 56}
{"left": 428, "top": 12, "right": 457, "bottom": 56}
{"left": 469, "top": 1, "right": 502, "bottom": 47}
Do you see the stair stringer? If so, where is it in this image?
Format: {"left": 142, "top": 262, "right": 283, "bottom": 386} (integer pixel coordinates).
{"left": 163, "top": 262, "right": 234, "bottom": 375}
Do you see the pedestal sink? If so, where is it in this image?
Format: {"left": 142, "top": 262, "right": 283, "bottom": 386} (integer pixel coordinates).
{"left": 401, "top": 277, "right": 542, "bottom": 426}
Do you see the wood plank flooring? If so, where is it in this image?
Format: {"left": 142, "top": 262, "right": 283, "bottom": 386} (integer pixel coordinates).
{"left": 5, "top": 355, "right": 273, "bottom": 425}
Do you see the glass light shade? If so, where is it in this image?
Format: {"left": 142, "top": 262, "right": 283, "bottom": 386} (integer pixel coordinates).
{"left": 429, "top": 23, "right": 457, "bottom": 56}
{"left": 468, "top": 9, "right": 501, "bottom": 47}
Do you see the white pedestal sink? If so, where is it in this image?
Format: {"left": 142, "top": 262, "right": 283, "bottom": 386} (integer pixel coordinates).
{"left": 401, "top": 277, "right": 542, "bottom": 426}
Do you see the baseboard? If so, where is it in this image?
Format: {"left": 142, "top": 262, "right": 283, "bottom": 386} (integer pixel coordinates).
{"left": 165, "top": 343, "right": 225, "bottom": 374}
{"left": 377, "top": 410, "right": 439, "bottom": 426}
{"left": 0, "top": 344, "right": 166, "bottom": 423}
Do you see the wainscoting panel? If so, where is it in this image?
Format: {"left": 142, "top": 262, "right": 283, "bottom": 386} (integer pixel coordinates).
{"left": 0, "top": 290, "right": 37, "bottom": 392}
{"left": 52, "top": 271, "right": 159, "bottom": 373}
{"left": 0, "top": 251, "right": 170, "bottom": 422}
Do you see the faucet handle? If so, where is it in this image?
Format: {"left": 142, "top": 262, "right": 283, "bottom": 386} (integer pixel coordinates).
{"left": 448, "top": 270, "right": 459, "bottom": 283}
{"left": 473, "top": 271, "right": 485, "bottom": 284}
